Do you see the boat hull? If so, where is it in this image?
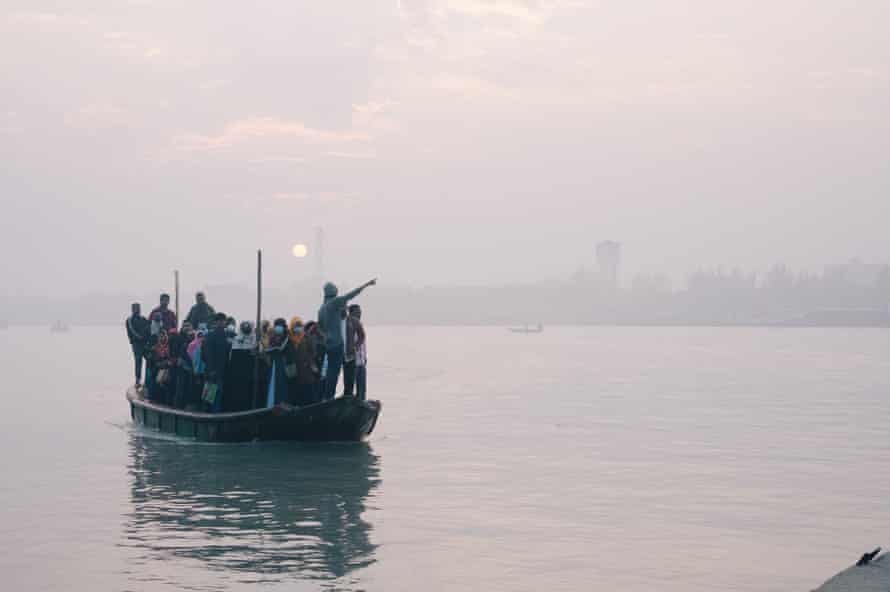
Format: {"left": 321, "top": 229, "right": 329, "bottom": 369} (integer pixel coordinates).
{"left": 127, "top": 387, "right": 381, "bottom": 443}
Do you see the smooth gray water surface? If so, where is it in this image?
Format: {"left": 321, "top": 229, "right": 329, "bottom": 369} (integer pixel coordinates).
{"left": 2, "top": 326, "right": 890, "bottom": 591}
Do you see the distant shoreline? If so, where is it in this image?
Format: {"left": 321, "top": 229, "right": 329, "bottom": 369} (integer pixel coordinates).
{"left": 6, "top": 321, "right": 889, "bottom": 329}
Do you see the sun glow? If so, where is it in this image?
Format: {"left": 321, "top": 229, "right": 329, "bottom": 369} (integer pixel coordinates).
{"left": 292, "top": 243, "right": 308, "bottom": 258}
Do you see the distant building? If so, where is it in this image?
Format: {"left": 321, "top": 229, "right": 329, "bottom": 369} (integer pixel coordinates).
{"left": 596, "top": 241, "right": 621, "bottom": 289}
{"left": 824, "top": 259, "right": 888, "bottom": 287}
{"left": 631, "top": 272, "right": 671, "bottom": 295}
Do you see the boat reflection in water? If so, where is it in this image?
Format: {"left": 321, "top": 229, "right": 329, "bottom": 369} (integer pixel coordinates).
{"left": 123, "top": 433, "right": 380, "bottom": 588}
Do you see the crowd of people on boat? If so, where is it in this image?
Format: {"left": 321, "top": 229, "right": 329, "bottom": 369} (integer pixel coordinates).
{"left": 125, "top": 279, "right": 375, "bottom": 412}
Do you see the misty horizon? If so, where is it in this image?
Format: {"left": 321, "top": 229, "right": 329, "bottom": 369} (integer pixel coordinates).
{"left": 5, "top": 254, "right": 890, "bottom": 327}
{"left": 2, "top": 1, "right": 889, "bottom": 304}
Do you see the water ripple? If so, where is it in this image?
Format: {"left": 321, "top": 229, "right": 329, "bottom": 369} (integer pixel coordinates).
{"left": 120, "top": 435, "right": 380, "bottom": 589}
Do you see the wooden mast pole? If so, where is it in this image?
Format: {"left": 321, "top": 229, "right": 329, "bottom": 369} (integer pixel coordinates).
{"left": 174, "top": 270, "right": 180, "bottom": 326}
{"left": 252, "top": 249, "right": 262, "bottom": 409}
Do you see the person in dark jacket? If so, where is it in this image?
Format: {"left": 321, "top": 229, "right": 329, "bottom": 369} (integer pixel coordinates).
{"left": 125, "top": 303, "right": 150, "bottom": 387}
{"left": 184, "top": 291, "right": 216, "bottom": 329}
{"left": 317, "top": 279, "right": 376, "bottom": 400}
{"left": 142, "top": 313, "right": 161, "bottom": 392}
{"left": 225, "top": 321, "right": 258, "bottom": 411}
{"left": 294, "top": 321, "right": 322, "bottom": 405}
{"left": 202, "top": 312, "right": 231, "bottom": 412}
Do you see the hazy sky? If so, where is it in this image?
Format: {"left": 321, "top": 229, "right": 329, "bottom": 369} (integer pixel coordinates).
{"left": 2, "top": 1, "right": 889, "bottom": 300}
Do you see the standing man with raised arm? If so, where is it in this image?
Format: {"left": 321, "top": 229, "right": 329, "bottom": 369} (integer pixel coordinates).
{"left": 317, "top": 278, "right": 376, "bottom": 400}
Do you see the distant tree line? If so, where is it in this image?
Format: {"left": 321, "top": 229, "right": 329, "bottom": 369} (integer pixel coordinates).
{"left": 6, "top": 262, "right": 890, "bottom": 327}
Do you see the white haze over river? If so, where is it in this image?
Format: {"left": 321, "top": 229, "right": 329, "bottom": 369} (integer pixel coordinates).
{"left": 3, "top": 1, "right": 890, "bottom": 304}
{"left": 2, "top": 325, "right": 890, "bottom": 591}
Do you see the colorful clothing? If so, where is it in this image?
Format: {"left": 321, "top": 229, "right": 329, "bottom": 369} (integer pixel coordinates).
{"left": 289, "top": 316, "right": 304, "bottom": 346}
{"left": 148, "top": 307, "right": 177, "bottom": 331}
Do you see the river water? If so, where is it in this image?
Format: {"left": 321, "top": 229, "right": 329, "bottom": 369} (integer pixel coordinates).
{"left": 2, "top": 326, "right": 890, "bottom": 591}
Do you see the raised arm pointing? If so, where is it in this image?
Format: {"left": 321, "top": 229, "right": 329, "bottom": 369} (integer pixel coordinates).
{"left": 340, "top": 278, "right": 377, "bottom": 303}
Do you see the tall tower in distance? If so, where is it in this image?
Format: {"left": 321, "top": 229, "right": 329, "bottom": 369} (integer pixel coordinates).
{"left": 314, "top": 226, "right": 325, "bottom": 281}
{"left": 596, "top": 241, "right": 621, "bottom": 290}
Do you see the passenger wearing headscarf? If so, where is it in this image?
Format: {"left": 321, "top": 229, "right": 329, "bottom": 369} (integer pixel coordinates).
{"left": 265, "top": 318, "right": 291, "bottom": 407}
{"left": 282, "top": 317, "right": 305, "bottom": 403}
{"left": 146, "top": 329, "right": 172, "bottom": 404}
{"left": 317, "top": 278, "right": 377, "bottom": 400}
{"left": 289, "top": 316, "right": 304, "bottom": 346}
{"left": 188, "top": 325, "right": 206, "bottom": 371}
{"left": 225, "top": 321, "right": 257, "bottom": 411}
{"left": 293, "top": 320, "right": 323, "bottom": 405}
{"left": 165, "top": 326, "right": 186, "bottom": 407}
{"left": 187, "top": 325, "right": 207, "bottom": 408}
{"left": 173, "top": 322, "right": 196, "bottom": 409}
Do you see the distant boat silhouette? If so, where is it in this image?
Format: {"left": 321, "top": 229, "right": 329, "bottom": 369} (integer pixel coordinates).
{"left": 50, "top": 321, "right": 70, "bottom": 333}
{"left": 509, "top": 323, "right": 543, "bottom": 334}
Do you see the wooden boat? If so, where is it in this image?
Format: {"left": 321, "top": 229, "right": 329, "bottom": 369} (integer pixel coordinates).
{"left": 127, "top": 387, "right": 381, "bottom": 443}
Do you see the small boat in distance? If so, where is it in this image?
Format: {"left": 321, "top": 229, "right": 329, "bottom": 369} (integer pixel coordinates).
{"left": 127, "top": 387, "right": 382, "bottom": 443}
{"left": 509, "top": 323, "right": 544, "bottom": 334}
{"left": 50, "top": 321, "right": 70, "bottom": 333}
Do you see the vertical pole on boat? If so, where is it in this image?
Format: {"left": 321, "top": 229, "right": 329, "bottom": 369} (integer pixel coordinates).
{"left": 252, "top": 249, "right": 262, "bottom": 409}
{"left": 174, "top": 270, "right": 180, "bottom": 325}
